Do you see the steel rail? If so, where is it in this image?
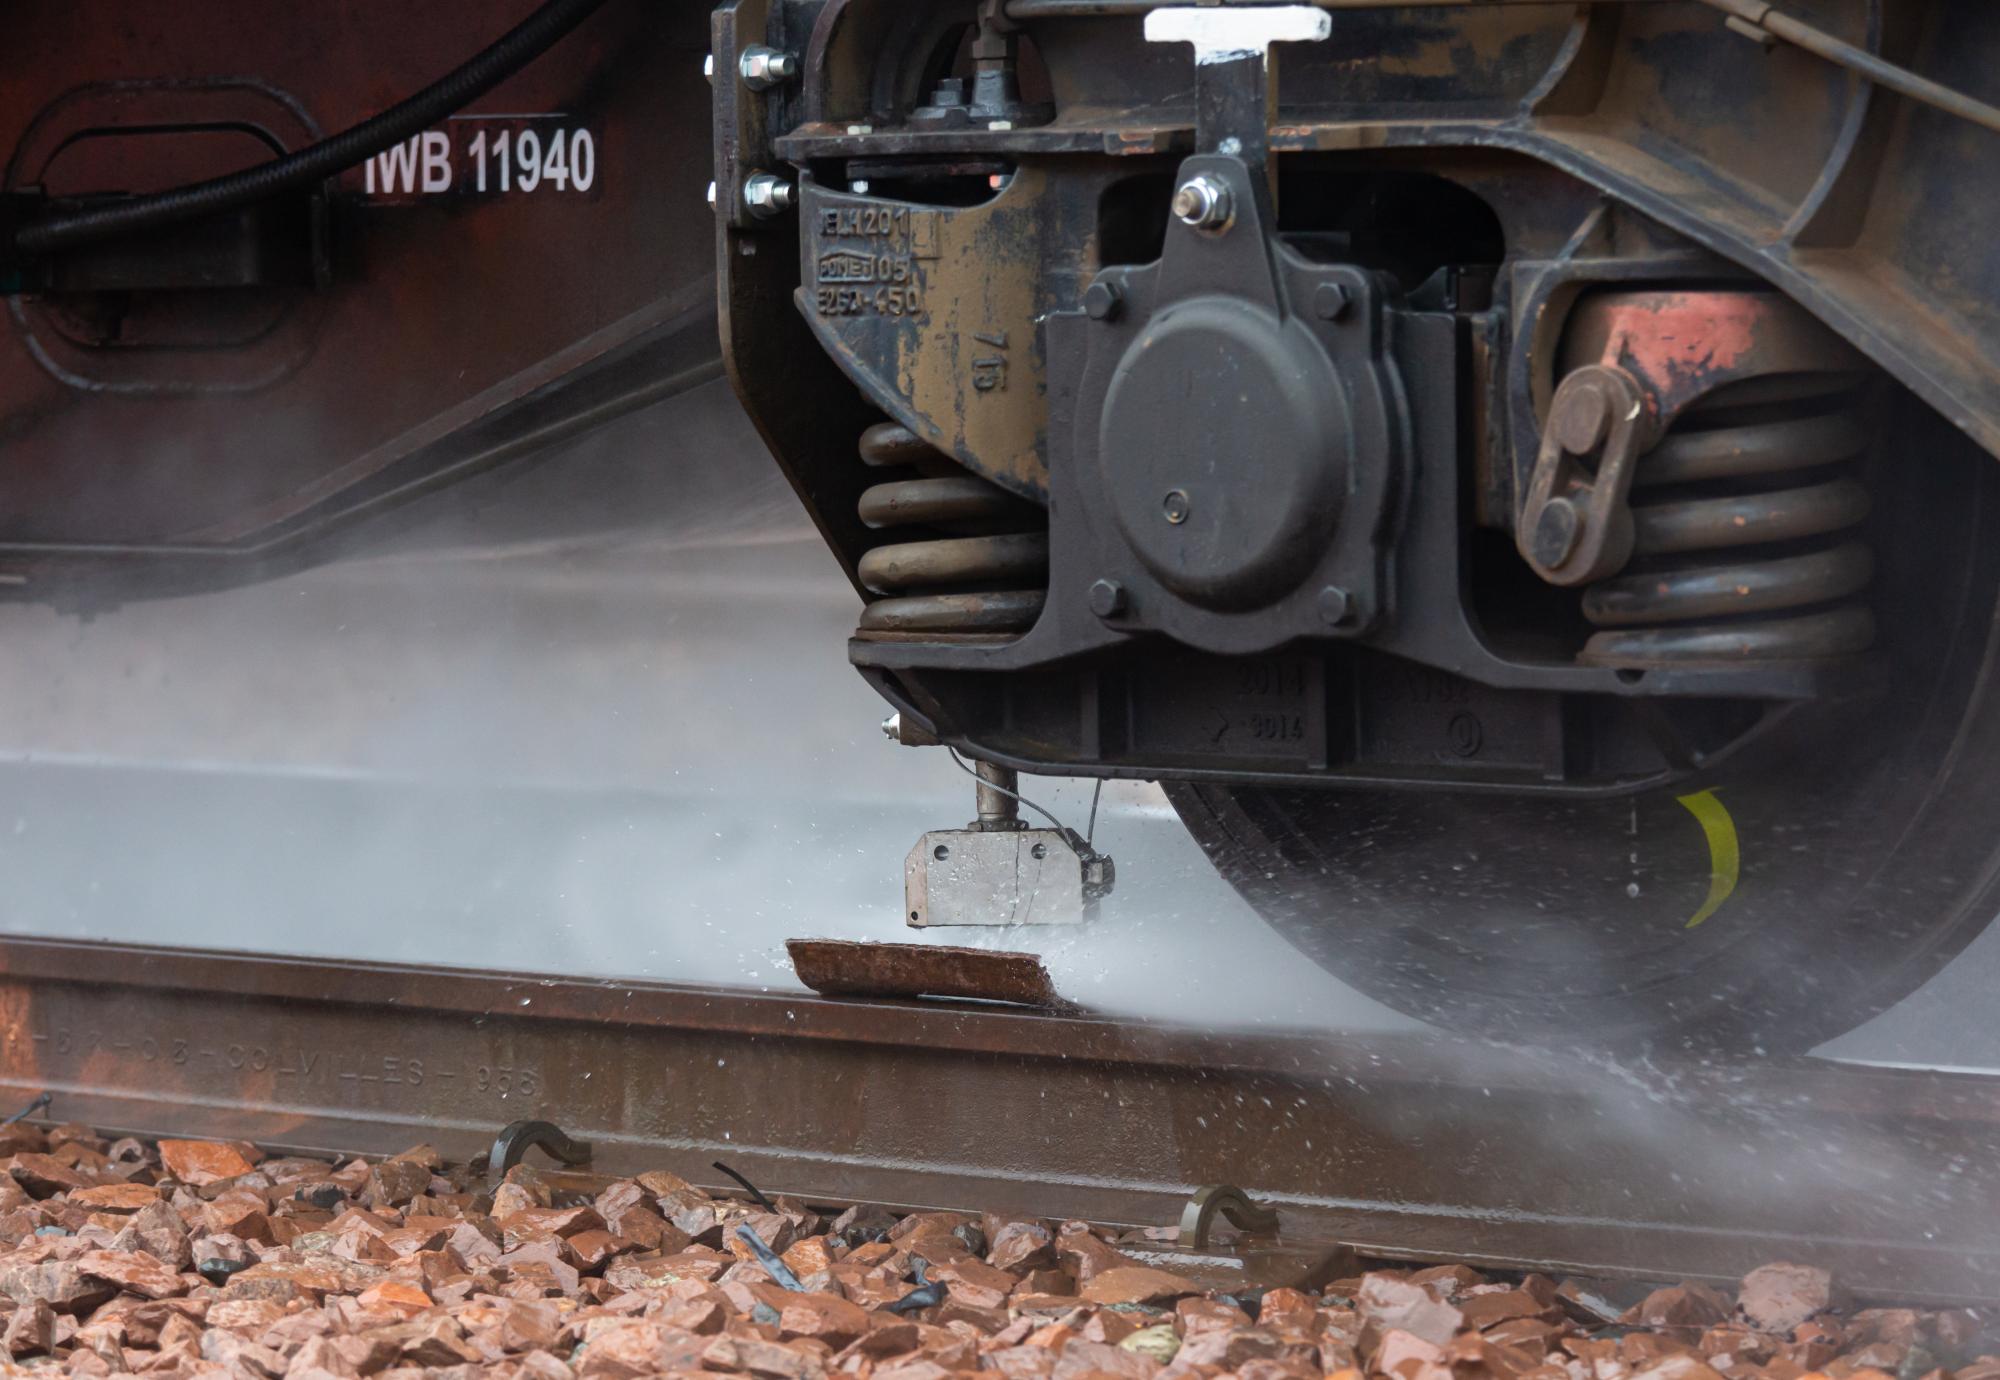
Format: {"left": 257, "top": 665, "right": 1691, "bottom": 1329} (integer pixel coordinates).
{"left": 3, "top": 937, "right": 1998, "bottom": 1303}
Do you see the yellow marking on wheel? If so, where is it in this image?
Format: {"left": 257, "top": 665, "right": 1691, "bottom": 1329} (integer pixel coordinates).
{"left": 1676, "top": 789, "right": 1740, "bottom": 929}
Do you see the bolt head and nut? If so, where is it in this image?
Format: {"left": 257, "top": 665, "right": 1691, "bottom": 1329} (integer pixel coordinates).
{"left": 1083, "top": 279, "right": 1122, "bottom": 321}
{"left": 738, "top": 46, "right": 799, "bottom": 91}
{"left": 1172, "top": 175, "right": 1232, "bottom": 232}
{"left": 1553, "top": 381, "right": 1614, "bottom": 455}
{"left": 742, "top": 172, "right": 796, "bottom": 219}
{"left": 1313, "top": 282, "right": 1353, "bottom": 321}
{"left": 1162, "top": 489, "right": 1191, "bottom": 524}
{"left": 1317, "top": 585, "right": 1354, "bottom": 627}
{"left": 1088, "top": 578, "right": 1128, "bottom": 619}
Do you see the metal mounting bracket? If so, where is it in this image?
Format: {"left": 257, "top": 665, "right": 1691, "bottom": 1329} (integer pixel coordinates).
{"left": 1517, "top": 364, "right": 1655, "bottom": 587}
{"left": 1179, "top": 1183, "right": 1282, "bottom": 1250}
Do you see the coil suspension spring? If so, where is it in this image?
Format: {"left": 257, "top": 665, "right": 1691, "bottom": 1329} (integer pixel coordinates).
{"left": 1580, "top": 378, "right": 1877, "bottom": 667}
{"left": 853, "top": 422, "right": 1049, "bottom": 636}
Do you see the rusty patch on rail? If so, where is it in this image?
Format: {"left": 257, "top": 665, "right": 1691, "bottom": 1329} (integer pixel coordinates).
{"left": 786, "top": 938, "right": 1068, "bottom": 1009}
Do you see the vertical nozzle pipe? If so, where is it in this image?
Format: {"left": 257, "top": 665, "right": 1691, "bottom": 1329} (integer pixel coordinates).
{"left": 974, "top": 761, "right": 1022, "bottom": 829}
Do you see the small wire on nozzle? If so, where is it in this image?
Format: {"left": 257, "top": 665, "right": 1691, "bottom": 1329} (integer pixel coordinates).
{"left": 946, "top": 747, "right": 1113, "bottom": 875}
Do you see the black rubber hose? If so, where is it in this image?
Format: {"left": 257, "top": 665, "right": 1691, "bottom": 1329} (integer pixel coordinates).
{"left": 16, "top": 0, "right": 618, "bottom": 257}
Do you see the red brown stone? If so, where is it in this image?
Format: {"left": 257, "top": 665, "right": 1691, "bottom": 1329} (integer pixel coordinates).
{"left": 356, "top": 1278, "right": 433, "bottom": 1314}
{"left": 1179, "top": 1326, "right": 1290, "bottom": 1369}
{"left": 989, "top": 1221, "right": 1058, "bottom": 1273}
{"left": 1076, "top": 1266, "right": 1200, "bottom": 1307}
{"left": 155, "top": 1140, "right": 255, "bottom": 1187}
{"left": 3, "top": 1299, "right": 53, "bottom": 1356}
{"left": 1055, "top": 1226, "right": 1132, "bottom": 1284}
{"left": 1409, "top": 1266, "right": 1488, "bottom": 1300}
{"left": 0, "top": 1127, "right": 1972, "bottom": 1380}
{"left": 934, "top": 1256, "right": 1019, "bottom": 1311}
{"left": 1, "top": 1260, "right": 118, "bottom": 1315}
{"left": 1626, "top": 1285, "right": 1735, "bottom": 1332}
{"left": 561, "top": 1227, "right": 632, "bottom": 1269}
{"left": 1739, "top": 1265, "right": 1839, "bottom": 1335}
{"left": 1359, "top": 1274, "right": 1466, "bottom": 1348}
{"left": 1371, "top": 1327, "right": 1448, "bottom": 1379}
{"left": 4, "top": 1153, "right": 90, "bottom": 1198}
{"left": 1053, "top": 1336, "right": 1161, "bottom": 1380}
{"left": 1788, "top": 1319, "right": 1847, "bottom": 1370}
{"left": 990, "top": 1343, "right": 1062, "bottom": 1380}
{"left": 1460, "top": 1288, "right": 1562, "bottom": 1332}
{"left": 778, "top": 1291, "right": 873, "bottom": 1347}
{"left": 1176, "top": 1297, "right": 1253, "bottom": 1337}
{"left": 610, "top": 1203, "right": 688, "bottom": 1254}
{"left": 68, "top": 1184, "right": 159, "bottom": 1213}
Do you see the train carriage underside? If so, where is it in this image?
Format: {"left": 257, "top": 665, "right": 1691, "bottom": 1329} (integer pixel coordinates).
{"left": 5, "top": 0, "right": 2000, "bottom": 1049}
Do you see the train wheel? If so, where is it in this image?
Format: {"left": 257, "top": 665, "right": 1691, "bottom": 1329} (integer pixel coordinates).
{"left": 1171, "top": 400, "right": 2000, "bottom": 1052}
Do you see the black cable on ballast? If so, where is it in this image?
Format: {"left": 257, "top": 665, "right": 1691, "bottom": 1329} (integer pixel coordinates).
{"left": 15, "top": 0, "right": 618, "bottom": 257}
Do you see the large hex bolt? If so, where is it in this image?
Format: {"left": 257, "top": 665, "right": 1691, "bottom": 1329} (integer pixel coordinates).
{"left": 1171, "top": 175, "right": 1232, "bottom": 233}
{"left": 1316, "top": 586, "right": 1354, "bottom": 628}
{"left": 742, "top": 173, "right": 796, "bottom": 219}
{"left": 1088, "top": 579, "right": 1128, "bottom": 619}
{"left": 738, "top": 46, "right": 799, "bottom": 91}
{"left": 1313, "top": 282, "right": 1353, "bottom": 322}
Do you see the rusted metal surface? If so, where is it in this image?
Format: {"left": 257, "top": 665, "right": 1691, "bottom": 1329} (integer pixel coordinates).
{"left": 1519, "top": 288, "right": 1881, "bottom": 667}
{"left": 4, "top": 938, "right": 2000, "bottom": 1303}
{"left": 716, "top": 2, "right": 1952, "bottom": 824}
{"left": 800, "top": 177, "right": 1056, "bottom": 503}
{"left": 1556, "top": 292, "right": 1866, "bottom": 432}
{"left": 851, "top": 421, "right": 1049, "bottom": 637}
{"left": 858, "top": 533, "right": 1048, "bottom": 595}
{"left": 728, "top": 2, "right": 2000, "bottom": 595}
{"left": 785, "top": 938, "right": 1066, "bottom": 1007}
